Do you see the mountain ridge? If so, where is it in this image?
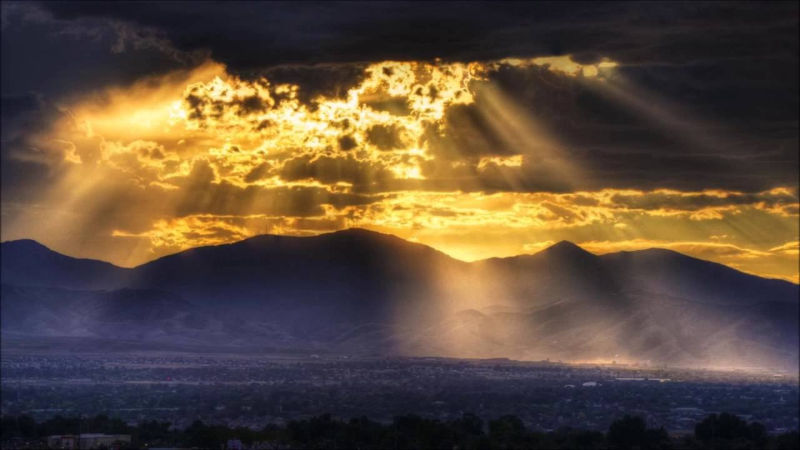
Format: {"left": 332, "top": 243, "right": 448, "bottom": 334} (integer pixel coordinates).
{"left": 2, "top": 229, "right": 797, "bottom": 370}
{"left": 3, "top": 229, "right": 796, "bottom": 286}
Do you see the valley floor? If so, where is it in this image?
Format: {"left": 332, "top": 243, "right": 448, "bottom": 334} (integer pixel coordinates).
{"left": 1, "top": 350, "right": 797, "bottom": 435}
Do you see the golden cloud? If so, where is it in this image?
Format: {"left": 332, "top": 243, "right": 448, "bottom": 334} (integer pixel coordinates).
{"left": 2, "top": 55, "right": 797, "bottom": 282}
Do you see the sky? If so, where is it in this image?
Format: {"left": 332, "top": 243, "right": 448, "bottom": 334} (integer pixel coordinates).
{"left": 1, "top": 2, "right": 798, "bottom": 282}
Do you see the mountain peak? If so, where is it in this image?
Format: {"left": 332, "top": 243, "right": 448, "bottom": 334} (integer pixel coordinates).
{"left": 543, "top": 240, "right": 594, "bottom": 257}
{"left": 1, "top": 239, "right": 126, "bottom": 290}
{"left": 240, "top": 228, "right": 397, "bottom": 245}
{"left": 1, "top": 239, "right": 51, "bottom": 252}
{"left": 328, "top": 227, "right": 390, "bottom": 238}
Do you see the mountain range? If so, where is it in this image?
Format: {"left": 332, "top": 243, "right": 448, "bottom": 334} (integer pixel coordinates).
{"left": 1, "top": 229, "right": 797, "bottom": 370}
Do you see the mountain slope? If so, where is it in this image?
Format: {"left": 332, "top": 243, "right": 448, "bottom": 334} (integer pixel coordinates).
{"left": 450, "top": 244, "right": 798, "bottom": 368}
{"left": 599, "top": 248, "right": 797, "bottom": 305}
{"left": 0, "top": 239, "right": 129, "bottom": 290}
{"left": 124, "top": 229, "right": 463, "bottom": 343}
{"left": 0, "top": 284, "right": 206, "bottom": 342}
{"left": 1, "top": 230, "right": 797, "bottom": 369}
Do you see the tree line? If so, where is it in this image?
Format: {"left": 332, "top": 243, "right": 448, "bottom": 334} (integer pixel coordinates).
{"left": 1, "top": 411, "right": 798, "bottom": 449}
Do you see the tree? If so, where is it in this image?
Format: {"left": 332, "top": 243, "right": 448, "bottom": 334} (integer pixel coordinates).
{"left": 488, "top": 415, "right": 526, "bottom": 446}
{"left": 571, "top": 430, "right": 606, "bottom": 449}
{"left": 776, "top": 431, "right": 799, "bottom": 450}
{"left": 391, "top": 414, "right": 454, "bottom": 449}
{"left": 451, "top": 413, "right": 484, "bottom": 437}
{"left": 134, "top": 419, "right": 174, "bottom": 446}
{"left": 607, "top": 415, "right": 646, "bottom": 449}
{"left": 695, "top": 413, "right": 752, "bottom": 442}
{"left": 0, "top": 415, "right": 36, "bottom": 439}
{"left": 748, "top": 421, "right": 767, "bottom": 446}
{"left": 184, "top": 420, "right": 230, "bottom": 448}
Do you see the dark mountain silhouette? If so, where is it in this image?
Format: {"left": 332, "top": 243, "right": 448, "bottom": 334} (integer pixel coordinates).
{"left": 1, "top": 229, "right": 797, "bottom": 369}
{"left": 599, "top": 248, "right": 796, "bottom": 306}
{"left": 131, "top": 228, "right": 458, "bottom": 306}
{"left": 124, "top": 229, "right": 462, "bottom": 344}
{"left": 0, "top": 239, "right": 129, "bottom": 290}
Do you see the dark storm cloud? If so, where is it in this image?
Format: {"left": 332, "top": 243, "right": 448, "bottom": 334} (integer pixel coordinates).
{"left": 36, "top": 2, "right": 797, "bottom": 70}
{"left": 1, "top": 3, "right": 193, "bottom": 99}
{"left": 3, "top": 1, "right": 798, "bottom": 193}
{"left": 34, "top": 1, "right": 799, "bottom": 121}
{"left": 20, "top": 1, "right": 800, "bottom": 124}
{"left": 0, "top": 92, "right": 66, "bottom": 204}
{"left": 261, "top": 64, "right": 367, "bottom": 105}
{"left": 171, "top": 182, "right": 379, "bottom": 218}
{"left": 478, "top": 61, "right": 798, "bottom": 192}
{"left": 243, "top": 162, "right": 272, "bottom": 183}
{"left": 366, "top": 125, "right": 406, "bottom": 151}
{"left": 280, "top": 155, "right": 394, "bottom": 187}
{"left": 160, "top": 159, "right": 379, "bottom": 218}
{"left": 1, "top": 93, "right": 47, "bottom": 147}
{"left": 608, "top": 189, "right": 799, "bottom": 212}
{"left": 426, "top": 104, "right": 519, "bottom": 159}
{"left": 0, "top": 1, "right": 194, "bottom": 204}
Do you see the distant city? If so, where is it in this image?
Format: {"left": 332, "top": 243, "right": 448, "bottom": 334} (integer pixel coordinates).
{"left": 2, "top": 352, "right": 797, "bottom": 434}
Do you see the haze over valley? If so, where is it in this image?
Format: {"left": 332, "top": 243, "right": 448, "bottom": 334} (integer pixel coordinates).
{"left": 3, "top": 229, "right": 796, "bottom": 371}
